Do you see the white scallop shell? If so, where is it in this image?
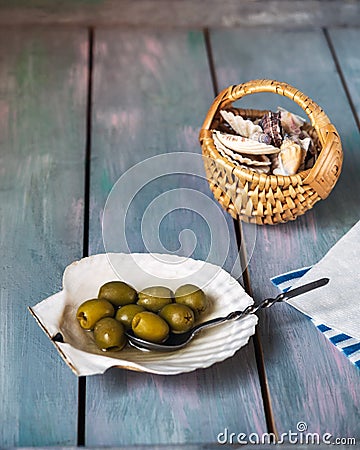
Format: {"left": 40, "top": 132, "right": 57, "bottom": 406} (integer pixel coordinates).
{"left": 213, "top": 130, "right": 280, "bottom": 155}
{"left": 213, "top": 132, "right": 271, "bottom": 168}
{"left": 220, "top": 110, "right": 263, "bottom": 138}
{"left": 29, "top": 253, "right": 257, "bottom": 376}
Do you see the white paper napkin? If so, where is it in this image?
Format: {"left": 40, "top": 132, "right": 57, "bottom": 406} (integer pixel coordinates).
{"left": 271, "top": 219, "right": 360, "bottom": 370}
{"left": 286, "top": 219, "right": 360, "bottom": 341}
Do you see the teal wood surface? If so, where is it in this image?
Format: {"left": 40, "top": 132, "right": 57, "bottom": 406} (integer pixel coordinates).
{"left": 209, "top": 28, "right": 360, "bottom": 437}
{"left": 86, "top": 28, "right": 266, "bottom": 446}
{"left": 0, "top": 29, "right": 88, "bottom": 446}
{"left": 328, "top": 28, "right": 360, "bottom": 124}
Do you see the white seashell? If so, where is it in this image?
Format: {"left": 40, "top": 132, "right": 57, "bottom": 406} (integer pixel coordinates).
{"left": 216, "top": 148, "right": 271, "bottom": 174}
{"left": 29, "top": 253, "right": 257, "bottom": 376}
{"left": 249, "top": 131, "right": 272, "bottom": 145}
{"left": 299, "top": 137, "right": 311, "bottom": 152}
{"left": 243, "top": 165, "right": 270, "bottom": 174}
{"left": 220, "top": 110, "right": 262, "bottom": 138}
{"left": 277, "top": 106, "right": 306, "bottom": 135}
{"left": 273, "top": 140, "right": 306, "bottom": 176}
{"left": 286, "top": 133, "right": 312, "bottom": 153}
{"left": 213, "top": 132, "right": 271, "bottom": 167}
{"left": 213, "top": 130, "right": 280, "bottom": 155}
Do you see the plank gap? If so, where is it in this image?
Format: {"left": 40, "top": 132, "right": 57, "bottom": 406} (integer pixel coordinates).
{"left": 83, "top": 26, "right": 94, "bottom": 259}
{"left": 323, "top": 27, "right": 360, "bottom": 131}
{"left": 78, "top": 25, "right": 94, "bottom": 447}
{"left": 204, "top": 28, "right": 219, "bottom": 98}
{"left": 204, "top": 28, "right": 276, "bottom": 437}
{"left": 77, "top": 377, "right": 87, "bottom": 446}
{"left": 233, "top": 220, "right": 278, "bottom": 438}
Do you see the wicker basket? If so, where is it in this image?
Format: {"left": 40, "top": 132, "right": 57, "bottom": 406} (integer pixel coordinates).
{"left": 199, "top": 79, "right": 343, "bottom": 225}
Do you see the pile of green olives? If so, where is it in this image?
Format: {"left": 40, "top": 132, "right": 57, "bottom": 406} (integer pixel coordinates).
{"left": 76, "top": 281, "right": 208, "bottom": 351}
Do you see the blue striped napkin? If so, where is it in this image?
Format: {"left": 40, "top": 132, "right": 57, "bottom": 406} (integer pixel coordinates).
{"left": 271, "top": 267, "right": 360, "bottom": 370}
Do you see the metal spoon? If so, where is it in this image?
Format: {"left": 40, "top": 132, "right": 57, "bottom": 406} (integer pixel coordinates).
{"left": 126, "top": 277, "right": 329, "bottom": 352}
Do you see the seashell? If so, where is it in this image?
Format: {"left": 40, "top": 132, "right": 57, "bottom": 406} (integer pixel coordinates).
{"left": 30, "top": 253, "right": 257, "bottom": 376}
{"left": 224, "top": 158, "right": 270, "bottom": 174}
{"left": 259, "top": 111, "right": 283, "bottom": 147}
{"left": 239, "top": 164, "right": 270, "bottom": 174}
{"left": 220, "top": 110, "right": 272, "bottom": 144}
{"left": 273, "top": 140, "right": 306, "bottom": 176}
{"left": 285, "top": 133, "right": 312, "bottom": 153}
{"left": 212, "top": 130, "right": 280, "bottom": 155}
{"left": 277, "top": 107, "right": 306, "bottom": 135}
{"left": 249, "top": 131, "right": 272, "bottom": 145}
{"left": 213, "top": 136, "right": 271, "bottom": 168}
{"left": 287, "top": 130, "right": 317, "bottom": 169}
{"left": 218, "top": 152, "right": 271, "bottom": 174}
{"left": 220, "top": 110, "right": 262, "bottom": 137}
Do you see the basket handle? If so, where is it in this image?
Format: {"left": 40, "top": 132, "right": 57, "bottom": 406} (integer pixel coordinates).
{"left": 200, "top": 79, "right": 343, "bottom": 199}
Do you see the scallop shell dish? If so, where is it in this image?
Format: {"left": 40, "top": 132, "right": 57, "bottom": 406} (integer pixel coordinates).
{"left": 30, "top": 253, "right": 257, "bottom": 376}
{"left": 212, "top": 107, "right": 320, "bottom": 176}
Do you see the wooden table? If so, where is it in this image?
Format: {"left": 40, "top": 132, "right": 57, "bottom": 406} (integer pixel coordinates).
{"left": 0, "top": 23, "right": 359, "bottom": 448}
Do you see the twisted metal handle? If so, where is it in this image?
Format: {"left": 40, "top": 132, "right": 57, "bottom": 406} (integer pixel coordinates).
{"left": 225, "top": 277, "right": 329, "bottom": 322}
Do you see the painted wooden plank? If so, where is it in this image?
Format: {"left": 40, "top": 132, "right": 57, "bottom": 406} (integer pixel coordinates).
{"left": 0, "top": 28, "right": 88, "bottom": 446}
{"left": 328, "top": 28, "right": 360, "bottom": 125}
{"left": 209, "top": 28, "right": 360, "bottom": 437}
{"left": 0, "top": 0, "right": 359, "bottom": 28}
{"left": 86, "top": 28, "right": 266, "bottom": 446}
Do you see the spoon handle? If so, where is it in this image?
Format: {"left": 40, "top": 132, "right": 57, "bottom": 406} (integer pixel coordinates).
{"left": 278, "top": 277, "right": 329, "bottom": 302}
{"left": 192, "top": 277, "right": 330, "bottom": 336}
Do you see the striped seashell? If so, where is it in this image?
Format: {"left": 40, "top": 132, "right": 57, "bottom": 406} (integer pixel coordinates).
{"left": 213, "top": 134, "right": 271, "bottom": 168}
{"left": 218, "top": 151, "right": 271, "bottom": 174}
{"left": 259, "top": 111, "right": 283, "bottom": 147}
{"left": 273, "top": 139, "right": 306, "bottom": 176}
{"left": 212, "top": 130, "right": 280, "bottom": 155}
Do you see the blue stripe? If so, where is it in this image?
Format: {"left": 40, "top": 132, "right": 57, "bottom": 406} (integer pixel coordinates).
{"left": 317, "top": 324, "right": 332, "bottom": 332}
{"left": 342, "top": 342, "right": 360, "bottom": 356}
{"left": 271, "top": 267, "right": 359, "bottom": 371}
{"left": 330, "top": 333, "right": 352, "bottom": 344}
{"left": 271, "top": 267, "right": 311, "bottom": 287}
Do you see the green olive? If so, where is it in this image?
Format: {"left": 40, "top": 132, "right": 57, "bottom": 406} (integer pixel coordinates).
{"left": 137, "top": 286, "right": 173, "bottom": 312}
{"left": 159, "top": 303, "right": 195, "bottom": 333}
{"left": 115, "top": 304, "right": 145, "bottom": 330}
{"left": 175, "top": 284, "right": 208, "bottom": 317}
{"left": 93, "top": 317, "right": 127, "bottom": 351}
{"left": 132, "top": 311, "right": 169, "bottom": 343}
{"left": 76, "top": 298, "right": 115, "bottom": 330}
{"left": 98, "top": 281, "right": 138, "bottom": 307}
